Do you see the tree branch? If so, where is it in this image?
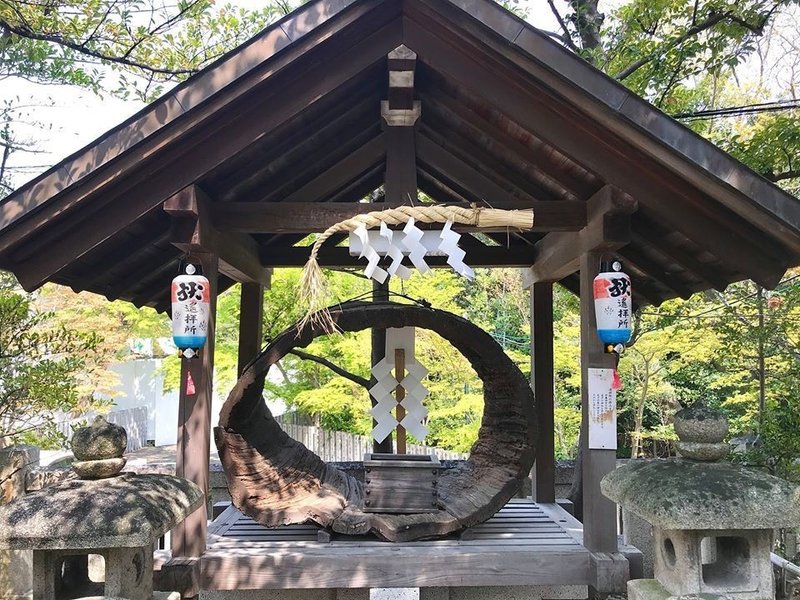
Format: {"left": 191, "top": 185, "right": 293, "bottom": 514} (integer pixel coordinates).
{"left": 615, "top": 11, "right": 727, "bottom": 80}
{"left": 0, "top": 16, "right": 197, "bottom": 77}
{"left": 547, "top": 0, "right": 579, "bottom": 52}
{"left": 766, "top": 169, "right": 800, "bottom": 182}
{"left": 288, "top": 349, "right": 370, "bottom": 389}
{"left": 614, "top": 8, "right": 771, "bottom": 81}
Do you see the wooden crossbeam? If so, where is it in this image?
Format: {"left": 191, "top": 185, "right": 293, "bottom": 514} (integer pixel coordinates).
{"left": 528, "top": 186, "right": 637, "bottom": 284}
{"left": 165, "top": 185, "right": 270, "bottom": 285}
{"left": 259, "top": 245, "right": 536, "bottom": 267}
{"left": 212, "top": 200, "right": 585, "bottom": 234}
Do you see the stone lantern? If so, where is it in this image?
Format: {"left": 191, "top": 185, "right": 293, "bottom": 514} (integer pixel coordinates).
{"left": 602, "top": 406, "right": 800, "bottom": 600}
{"left": 0, "top": 418, "right": 203, "bottom": 600}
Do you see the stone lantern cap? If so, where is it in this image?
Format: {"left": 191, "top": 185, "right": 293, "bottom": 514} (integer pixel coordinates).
{"left": 601, "top": 458, "right": 800, "bottom": 530}
{"left": 0, "top": 473, "right": 203, "bottom": 550}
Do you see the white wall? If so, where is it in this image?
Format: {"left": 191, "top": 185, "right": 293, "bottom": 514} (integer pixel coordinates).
{"left": 111, "top": 357, "right": 286, "bottom": 448}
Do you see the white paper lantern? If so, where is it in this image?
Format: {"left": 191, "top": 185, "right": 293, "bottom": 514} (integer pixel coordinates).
{"left": 171, "top": 263, "right": 210, "bottom": 357}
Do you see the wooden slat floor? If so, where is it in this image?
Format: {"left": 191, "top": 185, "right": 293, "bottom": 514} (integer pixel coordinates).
{"left": 200, "top": 499, "right": 592, "bottom": 590}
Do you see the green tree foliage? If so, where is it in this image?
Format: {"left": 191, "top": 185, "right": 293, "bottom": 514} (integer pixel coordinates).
{"left": 0, "top": 273, "right": 103, "bottom": 447}
{"left": 0, "top": 0, "right": 298, "bottom": 99}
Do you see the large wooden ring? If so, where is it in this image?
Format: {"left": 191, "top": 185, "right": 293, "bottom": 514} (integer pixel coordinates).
{"left": 215, "top": 301, "right": 536, "bottom": 541}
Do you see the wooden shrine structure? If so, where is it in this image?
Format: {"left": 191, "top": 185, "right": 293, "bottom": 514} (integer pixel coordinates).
{"left": 1, "top": 0, "right": 800, "bottom": 595}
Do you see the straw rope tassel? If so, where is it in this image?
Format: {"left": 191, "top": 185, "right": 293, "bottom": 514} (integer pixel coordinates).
{"left": 299, "top": 205, "right": 534, "bottom": 332}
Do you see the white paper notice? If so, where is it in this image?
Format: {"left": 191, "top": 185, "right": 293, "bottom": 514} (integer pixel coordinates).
{"left": 588, "top": 367, "right": 617, "bottom": 450}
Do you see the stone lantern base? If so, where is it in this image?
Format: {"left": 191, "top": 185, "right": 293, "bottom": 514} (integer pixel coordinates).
{"left": 628, "top": 527, "right": 774, "bottom": 600}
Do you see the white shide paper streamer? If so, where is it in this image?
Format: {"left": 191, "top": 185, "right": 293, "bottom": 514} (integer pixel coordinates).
{"left": 348, "top": 219, "right": 475, "bottom": 284}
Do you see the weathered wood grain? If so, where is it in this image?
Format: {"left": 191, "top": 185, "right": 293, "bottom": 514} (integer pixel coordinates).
{"left": 215, "top": 301, "right": 537, "bottom": 541}
{"left": 200, "top": 500, "right": 590, "bottom": 589}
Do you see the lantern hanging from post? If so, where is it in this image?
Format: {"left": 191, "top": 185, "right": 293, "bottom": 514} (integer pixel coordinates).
{"left": 171, "top": 262, "right": 210, "bottom": 359}
{"left": 593, "top": 259, "right": 632, "bottom": 354}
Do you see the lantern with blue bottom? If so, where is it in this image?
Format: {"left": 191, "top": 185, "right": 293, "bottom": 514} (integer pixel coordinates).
{"left": 593, "top": 260, "right": 632, "bottom": 355}
{"left": 171, "top": 262, "right": 210, "bottom": 359}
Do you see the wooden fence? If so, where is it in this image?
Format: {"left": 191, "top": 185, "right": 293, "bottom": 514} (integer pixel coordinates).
{"left": 276, "top": 420, "right": 468, "bottom": 461}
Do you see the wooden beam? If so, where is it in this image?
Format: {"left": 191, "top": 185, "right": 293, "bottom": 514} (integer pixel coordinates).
{"left": 172, "top": 252, "right": 217, "bottom": 558}
{"left": 384, "top": 126, "right": 417, "bottom": 203}
{"left": 403, "top": 15, "right": 789, "bottom": 289}
{"left": 630, "top": 214, "right": 731, "bottom": 292}
{"left": 417, "top": 133, "right": 531, "bottom": 207}
{"left": 419, "top": 122, "right": 565, "bottom": 207}
{"left": 617, "top": 248, "right": 696, "bottom": 300}
{"left": 277, "top": 134, "right": 385, "bottom": 206}
{"left": 259, "top": 245, "right": 536, "bottom": 267}
{"left": 165, "top": 185, "right": 270, "bottom": 285}
{"left": 216, "top": 92, "right": 380, "bottom": 204}
{"left": 81, "top": 226, "right": 173, "bottom": 291}
{"left": 383, "top": 44, "right": 418, "bottom": 203}
{"left": 531, "top": 282, "right": 555, "bottom": 504}
{"left": 6, "top": 14, "right": 401, "bottom": 291}
{"left": 387, "top": 44, "right": 416, "bottom": 111}
{"left": 238, "top": 282, "right": 265, "bottom": 376}
{"left": 216, "top": 232, "right": 270, "bottom": 286}
{"left": 254, "top": 165, "right": 385, "bottom": 252}
{"left": 212, "top": 200, "right": 585, "bottom": 234}
{"left": 529, "top": 186, "right": 637, "bottom": 283}
{"left": 126, "top": 258, "right": 181, "bottom": 305}
{"left": 418, "top": 168, "right": 472, "bottom": 205}
{"left": 418, "top": 82, "right": 595, "bottom": 201}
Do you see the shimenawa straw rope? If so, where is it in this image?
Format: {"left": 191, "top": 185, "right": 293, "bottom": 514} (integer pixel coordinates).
{"left": 299, "top": 205, "right": 534, "bottom": 332}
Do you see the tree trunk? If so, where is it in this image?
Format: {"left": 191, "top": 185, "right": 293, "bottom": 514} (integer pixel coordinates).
{"left": 632, "top": 380, "right": 648, "bottom": 459}
{"left": 569, "top": 0, "right": 604, "bottom": 56}
{"left": 567, "top": 429, "right": 584, "bottom": 521}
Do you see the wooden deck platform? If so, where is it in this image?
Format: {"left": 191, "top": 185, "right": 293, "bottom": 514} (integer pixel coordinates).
{"left": 199, "top": 499, "right": 592, "bottom": 590}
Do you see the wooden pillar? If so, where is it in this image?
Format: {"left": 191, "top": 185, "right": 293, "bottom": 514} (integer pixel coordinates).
{"left": 172, "top": 252, "right": 218, "bottom": 558}
{"left": 385, "top": 126, "right": 417, "bottom": 203}
{"left": 382, "top": 44, "right": 420, "bottom": 204}
{"left": 580, "top": 250, "right": 618, "bottom": 553}
{"left": 237, "top": 282, "right": 264, "bottom": 376}
{"left": 394, "top": 348, "right": 407, "bottom": 454}
{"left": 531, "top": 282, "right": 555, "bottom": 504}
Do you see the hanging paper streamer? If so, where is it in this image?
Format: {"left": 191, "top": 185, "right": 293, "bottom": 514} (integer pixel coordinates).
{"left": 185, "top": 371, "right": 196, "bottom": 396}
{"left": 348, "top": 219, "right": 477, "bottom": 285}
{"left": 612, "top": 369, "right": 622, "bottom": 391}
{"left": 353, "top": 224, "right": 388, "bottom": 284}
{"left": 379, "top": 222, "right": 412, "bottom": 279}
{"left": 369, "top": 328, "right": 430, "bottom": 443}
{"left": 439, "top": 220, "right": 475, "bottom": 280}
{"left": 398, "top": 361, "right": 429, "bottom": 440}
{"left": 301, "top": 204, "right": 535, "bottom": 332}
{"left": 401, "top": 218, "right": 431, "bottom": 275}
{"left": 369, "top": 357, "right": 399, "bottom": 443}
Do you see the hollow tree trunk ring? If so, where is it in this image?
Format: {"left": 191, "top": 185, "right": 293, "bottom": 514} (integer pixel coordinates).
{"left": 215, "top": 300, "right": 537, "bottom": 542}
